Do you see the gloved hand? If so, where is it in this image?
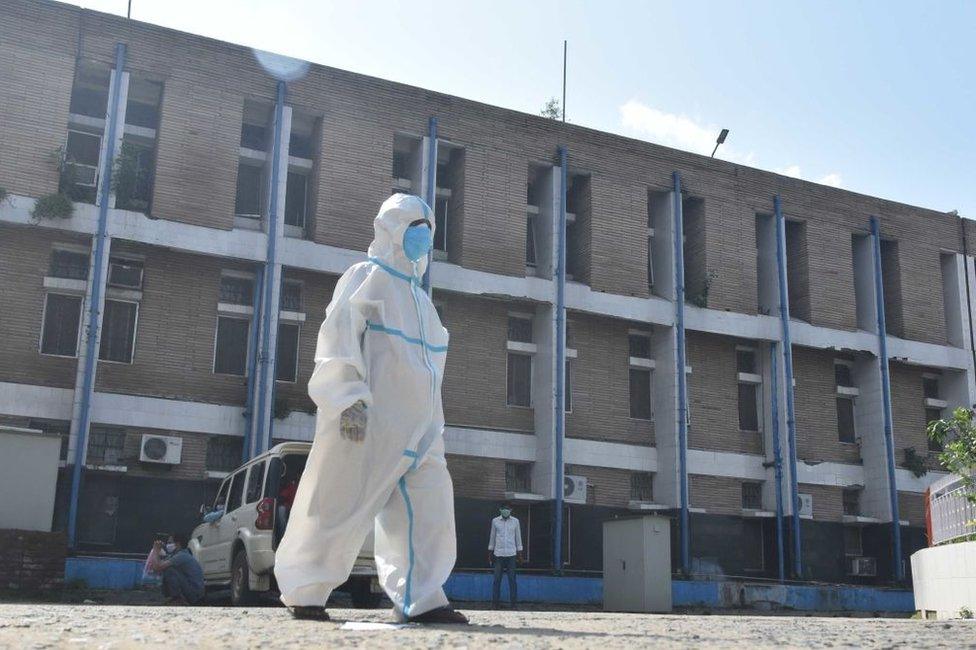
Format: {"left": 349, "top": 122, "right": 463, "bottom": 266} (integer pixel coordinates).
{"left": 340, "top": 400, "right": 368, "bottom": 442}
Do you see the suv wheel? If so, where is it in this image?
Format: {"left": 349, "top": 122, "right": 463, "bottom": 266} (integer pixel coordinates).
{"left": 231, "top": 549, "right": 256, "bottom": 606}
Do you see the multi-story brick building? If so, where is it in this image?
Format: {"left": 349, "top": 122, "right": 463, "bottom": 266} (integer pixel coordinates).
{"left": 1, "top": 0, "right": 970, "bottom": 585}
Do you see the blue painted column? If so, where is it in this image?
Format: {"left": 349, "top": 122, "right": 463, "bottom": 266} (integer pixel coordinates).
{"left": 552, "top": 145, "right": 568, "bottom": 573}
{"left": 672, "top": 171, "right": 690, "bottom": 574}
{"left": 773, "top": 194, "right": 802, "bottom": 578}
{"left": 769, "top": 342, "right": 786, "bottom": 583}
{"left": 242, "top": 266, "right": 265, "bottom": 462}
{"left": 67, "top": 43, "right": 127, "bottom": 548}
{"left": 869, "top": 216, "right": 904, "bottom": 581}
{"left": 251, "top": 81, "right": 288, "bottom": 458}
{"left": 422, "top": 117, "right": 438, "bottom": 294}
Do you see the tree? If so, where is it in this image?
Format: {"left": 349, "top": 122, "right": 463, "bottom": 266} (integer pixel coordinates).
{"left": 540, "top": 97, "right": 561, "bottom": 120}
{"left": 928, "top": 407, "right": 976, "bottom": 504}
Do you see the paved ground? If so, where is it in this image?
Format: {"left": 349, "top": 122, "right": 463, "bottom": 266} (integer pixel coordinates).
{"left": 1, "top": 603, "right": 975, "bottom": 649}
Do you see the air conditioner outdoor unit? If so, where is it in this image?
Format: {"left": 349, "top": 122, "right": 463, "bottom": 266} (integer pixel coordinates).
{"left": 564, "top": 475, "right": 587, "bottom": 504}
{"left": 848, "top": 556, "right": 877, "bottom": 577}
{"left": 139, "top": 434, "right": 182, "bottom": 465}
{"left": 798, "top": 493, "right": 813, "bottom": 518}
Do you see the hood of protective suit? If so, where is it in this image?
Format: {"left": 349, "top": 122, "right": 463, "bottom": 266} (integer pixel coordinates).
{"left": 367, "top": 193, "right": 434, "bottom": 279}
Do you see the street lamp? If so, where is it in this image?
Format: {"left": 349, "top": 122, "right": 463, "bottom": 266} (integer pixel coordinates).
{"left": 711, "top": 128, "right": 729, "bottom": 158}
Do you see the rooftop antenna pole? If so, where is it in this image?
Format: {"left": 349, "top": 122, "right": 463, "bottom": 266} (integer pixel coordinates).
{"left": 562, "top": 40, "right": 567, "bottom": 122}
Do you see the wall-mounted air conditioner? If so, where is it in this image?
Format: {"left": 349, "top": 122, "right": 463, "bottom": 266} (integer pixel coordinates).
{"left": 798, "top": 493, "right": 813, "bottom": 518}
{"left": 564, "top": 475, "right": 587, "bottom": 505}
{"left": 139, "top": 434, "right": 182, "bottom": 465}
{"left": 848, "top": 556, "right": 877, "bottom": 577}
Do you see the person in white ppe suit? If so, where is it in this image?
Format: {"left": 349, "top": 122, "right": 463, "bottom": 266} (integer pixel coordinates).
{"left": 274, "top": 193, "right": 467, "bottom": 624}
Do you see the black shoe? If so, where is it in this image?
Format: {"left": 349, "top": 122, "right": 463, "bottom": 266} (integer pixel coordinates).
{"left": 408, "top": 606, "right": 469, "bottom": 625}
{"left": 288, "top": 606, "right": 331, "bottom": 621}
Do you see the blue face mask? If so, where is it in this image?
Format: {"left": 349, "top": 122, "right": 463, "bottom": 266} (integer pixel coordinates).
{"left": 402, "top": 224, "right": 432, "bottom": 262}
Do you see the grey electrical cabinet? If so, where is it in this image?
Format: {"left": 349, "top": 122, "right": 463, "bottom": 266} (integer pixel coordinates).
{"left": 603, "top": 515, "right": 672, "bottom": 612}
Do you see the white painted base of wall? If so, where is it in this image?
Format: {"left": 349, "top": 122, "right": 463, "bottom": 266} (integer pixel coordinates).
{"left": 911, "top": 541, "right": 976, "bottom": 619}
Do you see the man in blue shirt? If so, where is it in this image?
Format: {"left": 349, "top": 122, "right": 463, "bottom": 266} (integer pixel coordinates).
{"left": 153, "top": 532, "right": 205, "bottom": 605}
{"left": 488, "top": 504, "right": 523, "bottom": 609}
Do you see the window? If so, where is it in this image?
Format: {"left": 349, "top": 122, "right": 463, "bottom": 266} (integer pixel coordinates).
{"left": 69, "top": 63, "right": 110, "bottom": 118}
{"left": 629, "top": 369, "right": 652, "bottom": 420}
{"left": 525, "top": 214, "right": 538, "bottom": 268}
{"left": 114, "top": 138, "right": 156, "bottom": 212}
{"left": 880, "top": 239, "right": 904, "bottom": 337}
{"left": 276, "top": 322, "right": 300, "bottom": 382}
{"left": 564, "top": 174, "right": 589, "bottom": 279}
{"left": 124, "top": 78, "right": 163, "bottom": 129}
{"left": 206, "top": 436, "right": 243, "bottom": 472}
{"left": 843, "top": 527, "right": 863, "bottom": 556}
{"left": 214, "top": 317, "right": 250, "bottom": 376}
{"left": 41, "top": 294, "right": 83, "bottom": 357}
{"left": 834, "top": 363, "right": 855, "bottom": 388}
{"left": 107, "top": 257, "right": 143, "bottom": 288}
{"left": 737, "top": 347, "right": 761, "bottom": 433}
{"left": 507, "top": 316, "right": 533, "bottom": 343}
{"left": 284, "top": 171, "right": 308, "bottom": 228}
{"left": 235, "top": 163, "right": 264, "bottom": 217}
{"left": 240, "top": 118, "right": 268, "bottom": 151}
{"left": 226, "top": 471, "right": 246, "bottom": 513}
{"left": 564, "top": 359, "right": 572, "bottom": 413}
{"left": 785, "top": 220, "right": 811, "bottom": 321}
{"left": 392, "top": 148, "right": 411, "bottom": 180}
{"left": 836, "top": 398, "right": 856, "bottom": 443}
{"left": 87, "top": 426, "right": 126, "bottom": 465}
{"left": 245, "top": 461, "right": 266, "bottom": 504}
{"left": 505, "top": 462, "right": 532, "bottom": 492}
{"left": 922, "top": 376, "right": 940, "bottom": 400}
{"left": 507, "top": 354, "right": 532, "bottom": 407}
{"left": 630, "top": 472, "right": 654, "bottom": 502}
{"left": 742, "top": 482, "right": 763, "bottom": 510}
{"left": 289, "top": 132, "right": 314, "bottom": 159}
{"left": 219, "top": 274, "right": 255, "bottom": 306}
{"left": 434, "top": 196, "right": 449, "bottom": 253}
{"left": 281, "top": 280, "right": 302, "bottom": 312}
{"left": 50, "top": 249, "right": 89, "bottom": 280}
{"left": 842, "top": 488, "right": 861, "bottom": 516}
{"left": 213, "top": 479, "right": 231, "bottom": 510}
{"left": 526, "top": 166, "right": 543, "bottom": 270}
{"left": 926, "top": 407, "right": 944, "bottom": 452}
{"left": 682, "top": 196, "right": 707, "bottom": 306}
{"left": 646, "top": 203, "right": 655, "bottom": 288}
{"left": 98, "top": 300, "right": 138, "bottom": 363}
{"left": 629, "top": 333, "right": 653, "bottom": 420}
{"left": 62, "top": 130, "right": 101, "bottom": 202}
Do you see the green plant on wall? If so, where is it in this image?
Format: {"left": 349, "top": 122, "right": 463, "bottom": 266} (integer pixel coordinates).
{"left": 928, "top": 407, "right": 976, "bottom": 504}
{"left": 901, "top": 446, "right": 928, "bottom": 478}
{"left": 31, "top": 192, "right": 74, "bottom": 220}
{"left": 51, "top": 146, "right": 93, "bottom": 203}
{"left": 687, "top": 269, "right": 717, "bottom": 308}
{"left": 0, "top": 186, "right": 8, "bottom": 206}
{"left": 112, "top": 141, "right": 150, "bottom": 213}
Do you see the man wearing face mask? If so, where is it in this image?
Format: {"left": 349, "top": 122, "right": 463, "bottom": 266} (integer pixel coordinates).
{"left": 488, "top": 503, "right": 523, "bottom": 609}
{"left": 275, "top": 194, "right": 466, "bottom": 624}
{"left": 151, "top": 533, "right": 204, "bottom": 605}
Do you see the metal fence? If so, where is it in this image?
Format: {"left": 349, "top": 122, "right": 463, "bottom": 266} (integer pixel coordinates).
{"left": 929, "top": 471, "right": 976, "bottom": 546}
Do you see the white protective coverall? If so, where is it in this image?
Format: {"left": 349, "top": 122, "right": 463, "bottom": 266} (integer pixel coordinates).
{"left": 274, "top": 193, "right": 455, "bottom": 619}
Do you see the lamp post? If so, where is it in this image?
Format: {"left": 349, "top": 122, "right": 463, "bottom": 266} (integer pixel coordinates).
{"left": 711, "top": 128, "right": 729, "bottom": 157}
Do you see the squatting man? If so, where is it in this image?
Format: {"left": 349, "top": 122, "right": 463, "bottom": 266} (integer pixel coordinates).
{"left": 274, "top": 193, "right": 468, "bottom": 624}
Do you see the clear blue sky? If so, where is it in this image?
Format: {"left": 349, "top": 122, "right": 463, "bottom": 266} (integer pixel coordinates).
{"left": 76, "top": 0, "right": 975, "bottom": 216}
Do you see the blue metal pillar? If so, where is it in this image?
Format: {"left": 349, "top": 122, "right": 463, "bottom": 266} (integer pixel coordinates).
{"left": 672, "top": 171, "right": 690, "bottom": 574}
{"left": 67, "top": 43, "right": 127, "bottom": 548}
{"left": 422, "top": 117, "right": 438, "bottom": 294}
{"left": 769, "top": 342, "right": 786, "bottom": 583}
{"left": 869, "top": 216, "right": 905, "bottom": 581}
{"left": 252, "top": 81, "right": 287, "bottom": 458}
{"left": 242, "top": 266, "right": 265, "bottom": 461}
{"left": 774, "top": 194, "right": 802, "bottom": 578}
{"left": 553, "top": 145, "right": 568, "bottom": 573}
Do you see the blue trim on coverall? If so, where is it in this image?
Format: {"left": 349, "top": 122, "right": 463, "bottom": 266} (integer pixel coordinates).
{"left": 366, "top": 322, "right": 447, "bottom": 353}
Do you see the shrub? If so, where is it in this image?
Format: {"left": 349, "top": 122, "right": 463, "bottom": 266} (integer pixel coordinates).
{"left": 31, "top": 193, "right": 74, "bottom": 220}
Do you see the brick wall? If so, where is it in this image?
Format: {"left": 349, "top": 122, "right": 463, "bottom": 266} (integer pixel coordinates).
{"left": 94, "top": 244, "right": 256, "bottom": 405}
{"left": 437, "top": 292, "right": 534, "bottom": 432}
{"left": 565, "top": 313, "right": 654, "bottom": 446}
{"left": 108, "top": 426, "right": 210, "bottom": 481}
{"left": 566, "top": 463, "right": 633, "bottom": 507}
{"left": 686, "top": 331, "right": 763, "bottom": 455}
{"left": 0, "top": 529, "right": 66, "bottom": 592}
{"left": 446, "top": 454, "right": 506, "bottom": 501}
{"left": 0, "top": 225, "right": 87, "bottom": 390}
{"left": 792, "top": 347, "right": 861, "bottom": 464}
{"left": 889, "top": 362, "right": 935, "bottom": 462}
{"left": 898, "top": 491, "right": 926, "bottom": 528}
{"left": 798, "top": 483, "right": 844, "bottom": 522}
{"left": 689, "top": 474, "right": 744, "bottom": 516}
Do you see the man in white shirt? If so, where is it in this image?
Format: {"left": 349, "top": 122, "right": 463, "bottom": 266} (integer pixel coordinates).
{"left": 487, "top": 503, "right": 523, "bottom": 609}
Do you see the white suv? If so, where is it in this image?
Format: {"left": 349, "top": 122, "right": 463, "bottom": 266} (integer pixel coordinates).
{"left": 189, "top": 441, "right": 380, "bottom": 607}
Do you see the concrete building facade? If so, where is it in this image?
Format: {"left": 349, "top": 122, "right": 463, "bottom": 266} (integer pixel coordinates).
{"left": 1, "top": 0, "right": 971, "bottom": 584}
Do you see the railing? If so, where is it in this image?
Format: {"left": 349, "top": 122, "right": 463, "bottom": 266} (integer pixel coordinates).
{"left": 929, "top": 471, "right": 976, "bottom": 546}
